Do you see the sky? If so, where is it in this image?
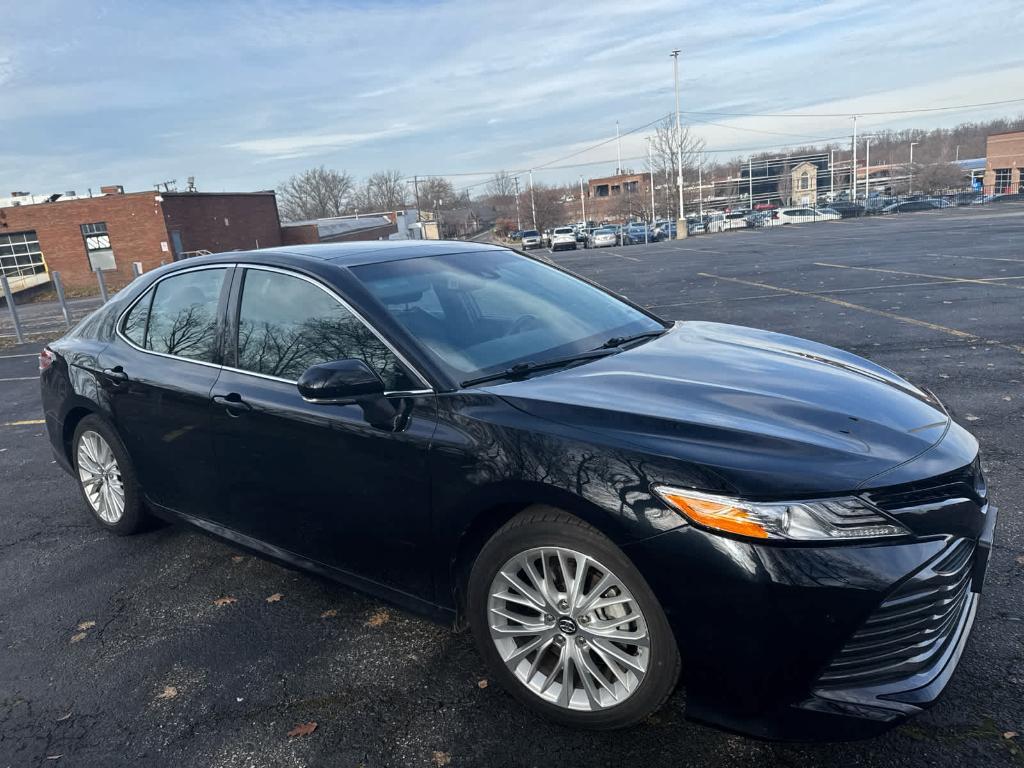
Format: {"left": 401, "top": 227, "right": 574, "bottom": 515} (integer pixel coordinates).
{"left": 3, "top": 0, "right": 1024, "bottom": 196}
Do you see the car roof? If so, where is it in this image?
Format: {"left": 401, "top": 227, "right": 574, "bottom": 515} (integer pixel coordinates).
{"left": 169, "top": 240, "right": 509, "bottom": 270}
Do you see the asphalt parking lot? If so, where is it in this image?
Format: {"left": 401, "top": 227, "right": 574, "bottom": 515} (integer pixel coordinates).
{"left": 1, "top": 207, "right": 1022, "bottom": 767}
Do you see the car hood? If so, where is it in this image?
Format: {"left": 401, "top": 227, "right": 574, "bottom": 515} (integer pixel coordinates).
{"left": 486, "top": 321, "right": 954, "bottom": 497}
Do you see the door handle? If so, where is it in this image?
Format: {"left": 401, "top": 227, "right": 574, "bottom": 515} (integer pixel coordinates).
{"left": 212, "top": 393, "right": 252, "bottom": 415}
{"left": 101, "top": 366, "right": 129, "bottom": 385}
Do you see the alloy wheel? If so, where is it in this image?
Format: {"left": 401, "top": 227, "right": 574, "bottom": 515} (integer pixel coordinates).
{"left": 487, "top": 546, "right": 650, "bottom": 711}
{"left": 77, "top": 430, "right": 125, "bottom": 524}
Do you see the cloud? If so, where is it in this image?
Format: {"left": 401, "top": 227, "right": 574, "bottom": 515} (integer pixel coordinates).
{"left": 225, "top": 123, "right": 418, "bottom": 158}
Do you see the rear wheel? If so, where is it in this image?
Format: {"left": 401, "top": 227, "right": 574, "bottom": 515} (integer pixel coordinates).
{"left": 72, "top": 415, "right": 148, "bottom": 535}
{"left": 467, "top": 507, "right": 680, "bottom": 729}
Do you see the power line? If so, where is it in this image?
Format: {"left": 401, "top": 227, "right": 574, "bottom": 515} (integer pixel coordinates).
{"left": 680, "top": 97, "right": 1024, "bottom": 119}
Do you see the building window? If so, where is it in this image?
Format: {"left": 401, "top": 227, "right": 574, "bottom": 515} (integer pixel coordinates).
{"left": 595, "top": 184, "right": 610, "bottom": 197}
{"left": 624, "top": 181, "right": 639, "bottom": 193}
{"left": 800, "top": 172, "right": 810, "bottom": 190}
{"left": 611, "top": 185, "right": 621, "bottom": 195}
{"left": 0, "top": 231, "right": 46, "bottom": 281}
{"left": 994, "top": 168, "right": 1012, "bottom": 193}
{"left": 81, "top": 222, "right": 116, "bottom": 271}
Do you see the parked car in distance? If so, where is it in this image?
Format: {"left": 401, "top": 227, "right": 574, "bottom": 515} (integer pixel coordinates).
{"left": 882, "top": 199, "right": 942, "bottom": 214}
{"left": 508, "top": 230, "right": 522, "bottom": 241}
{"left": 686, "top": 217, "right": 705, "bottom": 236}
{"left": 776, "top": 207, "right": 841, "bottom": 224}
{"left": 41, "top": 241, "right": 995, "bottom": 738}
{"left": 520, "top": 229, "right": 542, "bottom": 249}
{"left": 745, "top": 210, "right": 781, "bottom": 228}
{"left": 705, "top": 211, "right": 749, "bottom": 233}
{"left": 623, "top": 224, "right": 651, "bottom": 245}
{"left": 588, "top": 227, "right": 618, "bottom": 248}
{"left": 550, "top": 226, "right": 577, "bottom": 251}
{"left": 541, "top": 229, "right": 553, "bottom": 247}
{"left": 822, "top": 201, "right": 865, "bottom": 218}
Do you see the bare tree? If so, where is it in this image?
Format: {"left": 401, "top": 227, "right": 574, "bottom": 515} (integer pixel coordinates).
{"left": 527, "top": 183, "right": 569, "bottom": 230}
{"left": 276, "top": 166, "right": 354, "bottom": 222}
{"left": 648, "top": 116, "right": 705, "bottom": 216}
{"left": 486, "top": 171, "right": 517, "bottom": 200}
{"left": 418, "top": 177, "right": 459, "bottom": 210}
{"left": 913, "top": 162, "right": 967, "bottom": 193}
{"left": 357, "top": 169, "right": 408, "bottom": 212}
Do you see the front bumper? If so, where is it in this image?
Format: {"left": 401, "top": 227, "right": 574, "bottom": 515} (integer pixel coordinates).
{"left": 623, "top": 502, "right": 997, "bottom": 741}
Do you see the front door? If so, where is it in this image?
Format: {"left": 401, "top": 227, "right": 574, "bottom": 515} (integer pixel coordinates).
{"left": 207, "top": 266, "right": 437, "bottom": 599}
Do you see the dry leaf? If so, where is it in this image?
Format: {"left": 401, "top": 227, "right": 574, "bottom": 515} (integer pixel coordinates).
{"left": 46, "top": 755, "right": 63, "bottom": 761}
{"left": 1006, "top": 731, "right": 1019, "bottom": 740}
{"left": 477, "top": 679, "right": 488, "bottom": 689}
{"left": 320, "top": 609, "right": 338, "bottom": 619}
{"left": 266, "top": 593, "right": 283, "bottom": 603}
{"left": 287, "top": 721, "right": 317, "bottom": 738}
{"left": 55, "top": 713, "right": 72, "bottom": 722}
{"left": 231, "top": 555, "right": 244, "bottom": 563}
{"left": 156, "top": 686, "right": 178, "bottom": 700}
{"left": 76, "top": 620, "right": 96, "bottom": 631}
{"left": 366, "top": 609, "right": 390, "bottom": 627}
{"left": 1016, "top": 555, "right": 1024, "bottom": 566}
{"left": 213, "top": 596, "right": 237, "bottom": 607}
{"left": 966, "top": 415, "right": 980, "bottom": 422}
{"left": 69, "top": 632, "right": 87, "bottom": 644}
{"left": 432, "top": 751, "right": 451, "bottom": 767}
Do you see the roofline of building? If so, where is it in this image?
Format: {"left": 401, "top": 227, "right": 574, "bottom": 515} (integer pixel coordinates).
{"left": 987, "top": 130, "right": 1024, "bottom": 138}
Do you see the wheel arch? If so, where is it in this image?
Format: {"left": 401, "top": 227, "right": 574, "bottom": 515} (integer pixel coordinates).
{"left": 447, "top": 483, "right": 633, "bottom": 629}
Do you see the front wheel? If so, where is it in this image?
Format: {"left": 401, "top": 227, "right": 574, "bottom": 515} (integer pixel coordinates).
{"left": 467, "top": 508, "right": 680, "bottom": 729}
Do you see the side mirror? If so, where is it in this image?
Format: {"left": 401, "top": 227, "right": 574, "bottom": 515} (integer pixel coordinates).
{"left": 297, "top": 359, "right": 384, "bottom": 402}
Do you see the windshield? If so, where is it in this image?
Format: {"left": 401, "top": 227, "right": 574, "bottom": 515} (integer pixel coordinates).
{"left": 351, "top": 249, "right": 663, "bottom": 384}
{"left": 521, "top": 230, "right": 539, "bottom": 237}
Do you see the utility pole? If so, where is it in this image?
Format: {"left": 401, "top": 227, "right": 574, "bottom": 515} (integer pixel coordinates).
{"left": 698, "top": 151, "right": 704, "bottom": 217}
{"left": 671, "top": 49, "right": 687, "bottom": 239}
{"left": 829, "top": 150, "right": 835, "bottom": 200}
{"left": 647, "top": 137, "right": 656, "bottom": 228}
{"left": 865, "top": 138, "right": 871, "bottom": 200}
{"left": 528, "top": 169, "right": 538, "bottom": 231}
{"left": 413, "top": 176, "right": 422, "bottom": 221}
{"left": 579, "top": 176, "right": 587, "bottom": 224}
{"left": 615, "top": 121, "right": 622, "bottom": 175}
{"left": 955, "top": 145, "right": 960, "bottom": 162}
{"left": 748, "top": 158, "right": 753, "bottom": 210}
{"left": 851, "top": 115, "right": 858, "bottom": 199}
{"left": 909, "top": 141, "right": 919, "bottom": 194}
{"left": 513, "top": 176, "right": 522, "bottom": 231}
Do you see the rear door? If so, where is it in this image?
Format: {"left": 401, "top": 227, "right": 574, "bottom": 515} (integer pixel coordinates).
{"left": 206, "top": 265, "right": 438, "bottom": 598}
{"left": 99, "top": 265, "right": 232, "bottom": 517}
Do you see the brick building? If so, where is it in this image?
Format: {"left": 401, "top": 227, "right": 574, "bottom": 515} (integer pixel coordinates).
{"left": 984, "top": 131, "right": 1024, "bottom": 194}
{"left": 585, "top": 172, "right": 653, "bottom": 222}
{"left": 0, "top": 188, "right": 281, "bottom": 291}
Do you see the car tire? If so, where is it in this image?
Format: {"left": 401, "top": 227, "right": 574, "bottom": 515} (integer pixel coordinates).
{"left": 72, "top": 414, "right": 149, "bottom": 535}
{"left": 467, "top": 506, "right": 680, "bottom": 730}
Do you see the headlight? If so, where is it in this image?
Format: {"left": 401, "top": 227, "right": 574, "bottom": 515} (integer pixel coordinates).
{"left": 652, "top": 486, "right": 909, "bottom": 541}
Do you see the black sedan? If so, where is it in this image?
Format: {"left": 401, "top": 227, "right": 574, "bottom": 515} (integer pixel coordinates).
{"left": 40, "top": 241, "right": 995, "bottom": 738}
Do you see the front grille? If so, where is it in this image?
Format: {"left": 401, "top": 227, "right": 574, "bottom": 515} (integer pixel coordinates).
{"left": 817, "top": 539, "right": 975, "bottom": 688}
{"left": 866, "top": 459, "right": 984, "bottom": 511}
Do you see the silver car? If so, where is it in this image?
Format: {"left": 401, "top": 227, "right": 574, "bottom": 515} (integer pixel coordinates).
{"left": 520, "top": 229, "right": 542, "bottom": 249}
{"left": 589, "top": 227, "right": 617, "bottom": 248}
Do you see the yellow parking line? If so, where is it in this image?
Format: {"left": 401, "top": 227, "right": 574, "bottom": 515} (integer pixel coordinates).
{"left": 3, "top": 419, "right": 45, "bottom": 426}
{"left": 697, "top": 272, "right": 1024, "bottom": 354}
{"left": 814, "top": 262, "right": 1024, "bottom": 289}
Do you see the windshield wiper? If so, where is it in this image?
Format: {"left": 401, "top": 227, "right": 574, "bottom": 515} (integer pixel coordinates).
{"left": 461, "top": 348, "right": 617, "bottom": 388}
{"left": 596, "top": 328, "right": 667, "bottom": 350}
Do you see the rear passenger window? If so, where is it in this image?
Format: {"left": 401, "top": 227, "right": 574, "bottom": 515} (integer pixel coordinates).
{"left": 234, "top": 268, "right": 416, "bottom": 390}
{"left": 122, "top": 268, "right": 226, "bottom": 363}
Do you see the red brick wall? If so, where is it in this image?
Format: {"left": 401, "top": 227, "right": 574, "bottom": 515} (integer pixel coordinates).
{"left": 0, "top": 192, "right": 171, "bottom": 290}
{"left": 280, "top": 223, "right": 319, "bottom": 245}
{"left": 160, "top": 193, "right": 282, "bottom": 256}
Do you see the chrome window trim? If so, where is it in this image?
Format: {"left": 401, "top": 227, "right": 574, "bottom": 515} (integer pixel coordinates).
{"left": 115, "top": 263, "right": 234, "bottom": 371}
{"left": 227, "top": 263, "right": 433, "bottom": 391}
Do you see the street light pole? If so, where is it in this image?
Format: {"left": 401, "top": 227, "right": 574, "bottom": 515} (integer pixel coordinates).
{"left": 909, "top": 141, "right": 919, "bottom": 194}
{"left": 748, "top": 158, "right": 753, "bottom": 210}
{"left": 579, "top": 176, "right": 587, "bottom": 224}
{"left": 528, "top": 169, "right": 537, "bottom": 230}
{"left": 829, "top": 149, "right": 835, "bottom": 200}
{"left": 647, "top": 137, "right": 656, "bottom": 233}
{"left": 851, "top": 115, "right": 858, "bottom": 199}
{"left": 698, "top": 151, "right": 704, "bottom": 217}
{"left": 513, "top": 176, "right": 522, "bottom": 231}
{"left": 865, "top": 138, "right": 871, "bottom": 200}
{"left": 615, "top": 121, "right": 622, "bottom": 175}
{"left": 671, "top": 49, "right": 687, "bottom": 239}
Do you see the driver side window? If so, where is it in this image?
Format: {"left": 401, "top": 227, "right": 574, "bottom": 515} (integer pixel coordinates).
{"left": 234, "top": 268, "right": 417, "bottom": 390}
